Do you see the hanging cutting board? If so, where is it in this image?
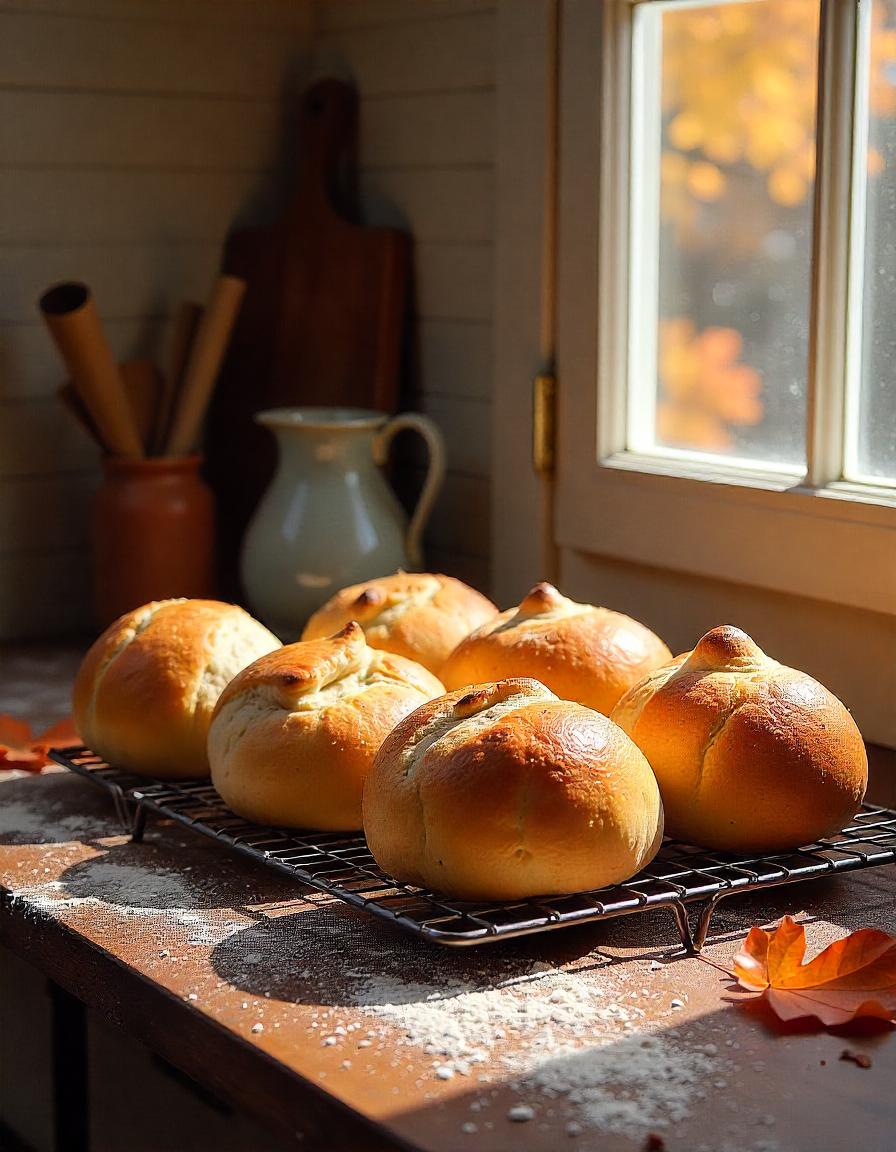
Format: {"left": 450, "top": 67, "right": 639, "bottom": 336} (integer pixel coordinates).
{"left": 204, "top": 78, "right": 410, "bottom": 595}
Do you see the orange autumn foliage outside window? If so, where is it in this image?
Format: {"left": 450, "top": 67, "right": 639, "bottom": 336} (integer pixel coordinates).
{"left": 661, "top": 2, "right": 895, "bottom": 221}
{"left": 651, "top": 1, "right": 896, "bottom": 455}
{"left": 662, "top": 2, "right": 821, "bottom": 227}
{"left": 657, "top": 320, "right": 763, "bottom": 453}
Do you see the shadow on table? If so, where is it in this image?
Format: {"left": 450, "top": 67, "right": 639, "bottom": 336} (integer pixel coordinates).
{"left": 207, "top": 868, "right": 893, "bottom": 1009}
{"left": 0, "top": 770, "right": 312, "bottom": 915}
{"left": 0, "top": 771, "right": 124, "bottom": 846}
{"left": 207, "top": 875, "right": 896, "bottom": 1152}
{"left": 382, "top": 996, "right": 895, "bottom": 1152}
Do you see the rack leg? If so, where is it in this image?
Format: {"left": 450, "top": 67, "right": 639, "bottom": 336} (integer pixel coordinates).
{"left": 692, "top": 892, "right": 728, "bottom": 952}
{"left": 110, "top": 785, "right": 131, "bottom": 834}
{"left": 131, "top": 803, "right": 147, "bottom": 843}
{"left": 668, "top": 901, "right": 696, "bottom": 954}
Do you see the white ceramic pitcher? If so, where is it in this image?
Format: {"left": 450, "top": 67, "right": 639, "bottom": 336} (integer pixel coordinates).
{"left": 240, "top": 407, "right": 445, "bottom": 638}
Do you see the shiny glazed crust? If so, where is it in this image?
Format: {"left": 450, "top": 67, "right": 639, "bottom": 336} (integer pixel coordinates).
{"left": 72, "top": 599, "right": 281, "bottom": 779}
{"left": 208, "top": 622, "right": 445, "bottom": 830}
{"left": 362, "top": 678, "right": 664, "bottom": 900}
{"left": 610, "top": 625, "right": 868, "bottom": 851}
{"left": 440, "top": 583, "right": 672, "bottom": 715}
{"left": 301, "top": 572, "right": 497, "bottom": 675}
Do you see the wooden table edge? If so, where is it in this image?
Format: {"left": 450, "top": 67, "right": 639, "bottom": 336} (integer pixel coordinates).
{"left": 0, "top": 887, "right": 417, "bottom": 1152}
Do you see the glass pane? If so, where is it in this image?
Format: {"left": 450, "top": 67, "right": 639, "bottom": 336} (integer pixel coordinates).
{"left": 633, "top": 0, "right": 820, "bottom": 467}
{"left": 851, "top": 0, "right": 896, "bottom": 483}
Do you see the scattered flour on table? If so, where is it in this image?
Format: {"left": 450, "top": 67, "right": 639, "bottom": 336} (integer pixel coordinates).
{"left": 339, "top": 962, "right": 719, "bottom": 1140}
{"left": 63, "top": 860, "right": 195, "bottom": 907}
{"left": 531, "top": 1035, "right": 711, "bottom": 1135}
{"left": 0, "top": 797, "right": 104, "bottom": 842}
{"left": 8, "top": 858, "right": 245, "bottom": 948}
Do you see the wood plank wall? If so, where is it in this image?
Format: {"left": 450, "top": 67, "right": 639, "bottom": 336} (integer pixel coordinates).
{"left": 0, "top": 0, "right": 496, "bottom": 639}
{"left": 0, "top": 0, "right": 310, "bottom": 638}
{"left": 313, "top": 0, "right": 496, "bottom": 596}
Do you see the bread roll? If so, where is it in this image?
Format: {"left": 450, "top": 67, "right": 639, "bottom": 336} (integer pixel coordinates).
{"left": 611, "top": 625, "right": 868, "bottom": 852}
{"left": 363, "top": 678, "right": 664, "bottom": 900}
{"left": 441, "top": 583, "right": 672, "bottom": 715}
{"left": 208, "top": 622, "right": 444, "bottom": 830}
{"left": 301, "top": 572, "right": 497, "bottom": 675}
{"left": 73, "top": 599, "right": 280, "bottom": 778}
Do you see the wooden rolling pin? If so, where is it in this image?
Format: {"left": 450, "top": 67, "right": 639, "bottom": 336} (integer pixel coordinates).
{"left": 152, "top": 300, "right": 203, "bottom": 455}
{"left": 164, "top": 276, "right": 246, "bottom": 458}
{"left": 57, "top": 382, "right": 105, "bottom": 450}
{"left": 39, "top": 282, "right": 144, "bottom": 458}
{"left": 120, "top": 359, "right": 163, "bottom": 454}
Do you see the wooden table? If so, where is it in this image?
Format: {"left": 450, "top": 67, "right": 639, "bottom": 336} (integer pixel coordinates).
{"left": 2, "top": 651, "right": 896, "bottom": 1152}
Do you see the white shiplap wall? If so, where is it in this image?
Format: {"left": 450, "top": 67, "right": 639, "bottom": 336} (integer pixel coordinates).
{"left": 313, "top": 0, "right": 495, "bottom": 593}
{"left": 0, "top": 0, "right": 496, "bottom": 639}
{"left": 0, "top": 0, "right": 313, "bottom": 638}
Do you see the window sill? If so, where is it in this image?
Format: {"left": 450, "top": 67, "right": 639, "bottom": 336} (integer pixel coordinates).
{"left": 556, "top": 453, "right": 896, "bottom": 615}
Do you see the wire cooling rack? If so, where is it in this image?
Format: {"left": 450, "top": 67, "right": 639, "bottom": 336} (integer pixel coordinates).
{"left": 50, "top": 745, "right": 896, "bottom": 952}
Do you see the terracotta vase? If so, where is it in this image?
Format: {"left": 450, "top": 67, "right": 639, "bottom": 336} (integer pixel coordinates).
{"left": 92, "top": 455, "right": 216, "bottom": 627}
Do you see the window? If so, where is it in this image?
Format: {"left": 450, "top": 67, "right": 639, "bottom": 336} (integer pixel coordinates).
{"left": 847, "top": 0, "right": 896, "bottom": 484}
{"left": 555, "top": 0, "right": 896, "bottom": 616}
{"left": 630, "top": 1, "right": 820, "bottom": 469}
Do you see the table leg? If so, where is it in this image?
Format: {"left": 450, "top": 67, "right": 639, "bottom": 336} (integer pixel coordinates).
{"left": 49, "top": 983, "right": 88, "bottom": 1152}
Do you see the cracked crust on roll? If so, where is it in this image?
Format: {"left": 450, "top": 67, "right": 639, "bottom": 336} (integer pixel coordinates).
{"left": 208, "top": 622, "right": 445, "bottom": 830}
{"left": 440, "top": 582, "right": 672, "bottom": 715}
{"left": 301, "top": 572, "right": 497, "bottom": 675}
{"left": 611, "top": 625, "right": 868, "bottom": 852}
{"left": 72, "top": 599, "right": 281, "bottom": 778}
{"left": 362, "top": 677, "right": 664, "bottom": 901}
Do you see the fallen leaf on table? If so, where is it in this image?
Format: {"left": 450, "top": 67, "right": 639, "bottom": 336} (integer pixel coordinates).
{"left": 0, "top": 714, "right": 80, "bottom": 772}
{"left": 732, "top": 915, "right": 896, "bottom": 1027}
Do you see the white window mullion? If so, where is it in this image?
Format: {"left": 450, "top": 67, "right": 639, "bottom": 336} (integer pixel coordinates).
{"left": 842, "top": 0, "right": 874, "bottom": 483}
{"left": 625, "top": 5, "right": 662, "bottom": 455}
{"left": 806, "top": 0, "right": 863, "bottom": 489}
{"left": 596, "top": 0, "right": 634, "bottom": 460}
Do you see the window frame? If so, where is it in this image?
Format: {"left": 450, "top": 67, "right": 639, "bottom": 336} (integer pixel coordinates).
{"left": 554, "top": 0, "right": 896, "bottom": 616}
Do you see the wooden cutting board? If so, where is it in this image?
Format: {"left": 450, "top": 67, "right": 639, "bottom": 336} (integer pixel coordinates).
{"left": 204, "top": 79, "right": 410, "bottom": 595}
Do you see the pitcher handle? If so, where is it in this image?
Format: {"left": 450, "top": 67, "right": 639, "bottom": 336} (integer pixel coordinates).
{"left": 373, "top": 413, "right": 445, "bottom": 570}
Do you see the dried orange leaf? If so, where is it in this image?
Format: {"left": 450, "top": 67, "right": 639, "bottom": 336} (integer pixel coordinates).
{"left": 31, "top": 717, "right": 81, "bottom": 754}
{"left": 0, "top": 715, "right": 35, "bottom": 750}
{"left": 732, "top": 916, "right": 896, "bottom": 1026}
{"left": 731, "top": 925, "right": 771, "bottom": 990}
{"left": 0, "top": 713, "right": 81, "bottom": 773}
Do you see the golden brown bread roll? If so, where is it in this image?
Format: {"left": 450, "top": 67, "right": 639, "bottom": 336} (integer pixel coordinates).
{"left": 440, "top": 582, "right": 672, "bottom": 715}
{"left": 362, "top": 678, "right": 664, "bottom": 900}
{"left": 611, "top": 625, "right": 868, "bottom": 852}
{"left": 301, "top": 572, "right": 497, "bottom": 675}
{"left": 208, "top": 622, "right": 444, "bottom": 830}
{"left": 73, "top": 599, "right": 280, "bottom": 778}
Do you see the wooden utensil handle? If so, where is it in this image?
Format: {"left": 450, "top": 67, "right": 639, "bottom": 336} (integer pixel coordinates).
{"left": 152, "top": 301, "right": 203, "bottom": 455}
{"left": 40, "top": 282, "right": 144, "bottom": 458}
{"left": 164, "top": 277, "right": 246, "bottom": 458}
